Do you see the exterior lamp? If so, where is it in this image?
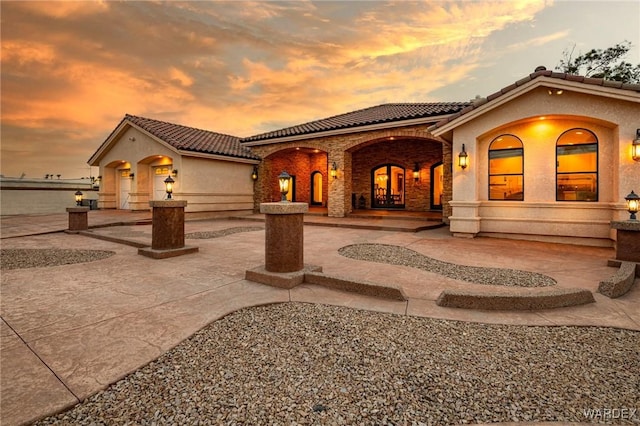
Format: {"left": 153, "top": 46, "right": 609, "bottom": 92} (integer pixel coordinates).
{"left": 164, "top": 175, "right": 175, "bottom": 199}
{"left": 458, "top": 144, "right": 468, "bottom": 169}
{"left": 330, "top": 162, "right": 338, "bottom": 179}
{"left": 413, "top": 163, "right": 420, "bottom": 182}
{"left": 75, "top": 190, "right": 83, "bottom": 206}
{"left": 625, "top": 190, "right": 639, "bottom": 220}
{"left": 632, "top": 129, "right": 640, "bottom": 162}
{"left": 171, "top": 169, "right": 178, "bottom": 178}
{"left": 129, "top": 173, "right": 135, "bottom": 180}
{"left": 251, "top": 166, "right": 258, "bottom": 181}
{"left": 278, "top": 170, "right": 291, "bottom": 201}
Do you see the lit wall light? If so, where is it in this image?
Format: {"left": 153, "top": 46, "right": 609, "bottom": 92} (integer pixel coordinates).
{"left": 547, "top": 88, "right": 564, "bottom": 95}
{"left": 75, "top": 190, "right": 83, "bottom": 206}
{"left": 625, "top": 190, "right": 639, "bottom": 220}
{"left": 330, "top": 162, "right": 338, "bottom": 179}
{"left": 458, "top": 144, "right": 469, "bottom": 170}
{"left": 413, "top": 163, "right": 420, "bottom": 182}
{"left": 278, "top": 170, "right": 291, "bottom": 202}
{"left": 632, "top": 129, "right": 640, "bottom": 162}
{"left": 164, "top": 175, "right": 174, "bottom": 199}
{"left": 251, "top": 166, "right": 258, "bottom": 181}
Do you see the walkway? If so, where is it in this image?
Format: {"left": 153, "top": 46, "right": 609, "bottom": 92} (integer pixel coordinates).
{"left": 1, "top": 212, "right": 638, "bottom": 425}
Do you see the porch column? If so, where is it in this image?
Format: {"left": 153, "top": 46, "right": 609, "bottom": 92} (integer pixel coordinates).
{"left": 327, "top": 150, "right": 351, "bottom": 217}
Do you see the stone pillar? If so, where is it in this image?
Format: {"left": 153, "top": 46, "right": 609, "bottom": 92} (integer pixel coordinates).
{"left": 262, "top": 202, "right": 308, "bottom": 272}
{"left": 138, "top": 200, "right": 198, "bottom": 259}
{"left": 66, "top": 207, "right": 89, "bottom": 233}
{"left": 611, "top": 221, "right": 640, "bottom": 262}
{"left": 245, "top": 202, "right": 322, "bottom": 289}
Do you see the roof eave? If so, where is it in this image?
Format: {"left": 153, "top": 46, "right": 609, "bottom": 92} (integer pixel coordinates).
{"left": 241, "top": 113, "right": 454, "bottom": 146}
{"left": 87, "top": 119, "right": 130, "bottom": 166}
{"left": 178, "top": 150, "right": 260, "bottom": 164}
{"left": 431, "top": 77, "right": 640, "bottom": 136}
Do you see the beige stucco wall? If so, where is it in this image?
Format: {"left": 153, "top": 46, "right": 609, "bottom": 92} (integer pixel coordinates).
{"left": 176, "top": 157, "right": 255, "bottom": 212}
{"left": 0, "top": 179, "right": 97, "bottom": 215}
{"left": 95, "top": 126, "right": 256, "bottom": 213}
{"left": 449, "top": 86, "right": 640, "bottom": 246}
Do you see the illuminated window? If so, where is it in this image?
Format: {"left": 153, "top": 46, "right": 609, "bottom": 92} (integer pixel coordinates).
{"left": 556, "top": 129, "right": 598, "bottom": 202}
{"left": 489, "top": 135, "right": 524, "bottom": 200}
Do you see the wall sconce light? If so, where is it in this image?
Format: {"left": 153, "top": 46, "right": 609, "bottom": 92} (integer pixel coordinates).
{"left": 625, "top": 190, "right": 639, "bottom": 220}
{"left": 278, "top": 170, "right": 291, "bottom": 202}
{"left": 75, "top": 190, "right": 83, "bottom": 206}
{"left": 547, "top": 88, "right": 564, "bottom": 96}
{"left": 251, "top": 166, "right": 258, "bottom": 181}
{"left": 164, "top": 175, "right": 175, "bottom": 199}
{"left": 129, "top": 173, "right": 135, "bottom": 180}
{"left": 413, "top": 163, "right": 420, "bottom": 182}
{"left": 171, "top": 169, "right": 178, "bottom": 178}
{"left": 330, "top": 162, "right": 338, "bottom": 179}
{"left": 458, "top": 144, "right": 469, "bottom": 169}
{"left": 632, "top": 129, "right": 640, "bottom": 162}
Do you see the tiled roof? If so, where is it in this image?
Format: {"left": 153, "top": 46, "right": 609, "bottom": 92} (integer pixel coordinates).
{"left": 123, "top": 114, "right": 260, "bottom": 160}
{"left": 241, "top": 102, "right": 471, "bottom": 143}
{"left": 430, "top": 67, "right": 640, "bottom": 131}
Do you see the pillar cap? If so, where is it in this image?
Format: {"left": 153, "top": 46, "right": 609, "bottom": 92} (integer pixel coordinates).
{"left": 611, "top": 220, "right": 640, "bottom": 231}
{"left": 149, "top": 200, "right": 187, "bottom": 208}
{"left": 66, "top": 207, "right": 89, "bottom": 212}
{"left": 260, "top": 202, "right": 308, "bottom": 214}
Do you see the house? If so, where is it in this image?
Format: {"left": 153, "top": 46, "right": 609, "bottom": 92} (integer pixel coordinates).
{"left": 241, "top": 103, "right": 470, "bottom": 218}
{"left": 88, "top": 114, "right": 260, "bottom": 215}
{"left": 89, "top": 67, "right": 640, "bottom": 246}
{"left": 430, "top": 66, "right": 640, "bottom": 247}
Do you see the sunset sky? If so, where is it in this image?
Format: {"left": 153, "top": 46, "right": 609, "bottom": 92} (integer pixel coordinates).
{"left": 1, "top": 0, "right": 638, "bottom": 179}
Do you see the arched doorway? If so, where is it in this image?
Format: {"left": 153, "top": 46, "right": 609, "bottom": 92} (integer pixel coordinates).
{"left": 430, "top": 162, "right": 443, "bottom": 210}
{"left": 310, "top": 171, "right": 323, "bottom": 205}
{"left": 371, "top": 164, "right": 405, "bottom": 208}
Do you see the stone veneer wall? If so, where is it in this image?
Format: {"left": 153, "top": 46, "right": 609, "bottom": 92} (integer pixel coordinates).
{"left": 351, "top": 139, "right": 442, "bottom": 211}
{"left": 249, "top": 124, "right": 449, "bottom": 219}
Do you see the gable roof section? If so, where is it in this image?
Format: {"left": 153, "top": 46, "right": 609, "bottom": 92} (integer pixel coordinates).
{"left": 241, "top": 102, "right": 471, "bottom": 145}
{"left": 89, "top": 114, "right": 260, "bottom": 165}
{"left": 430, "top": 67, "right": 640, "bottom": 135}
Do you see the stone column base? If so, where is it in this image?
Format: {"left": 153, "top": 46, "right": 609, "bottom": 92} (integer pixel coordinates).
{"left": 138, "top": 246, "right": 199, "bottom": 259}
{"left": 245, "top": 264, "right": 322, "bottom": 289}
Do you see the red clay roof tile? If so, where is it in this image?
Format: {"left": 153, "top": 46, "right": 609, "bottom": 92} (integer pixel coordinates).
{"left": 241, "top": 102, "right": 470, "bottom": 143}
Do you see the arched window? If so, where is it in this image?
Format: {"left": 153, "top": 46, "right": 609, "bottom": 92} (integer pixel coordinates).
{"left": 556, "top": 129, "right": 598, "bottom": 202}
{"left": 310, "top": 171, "right": 323, "bottom": 205}
{"left": 489, "top": 135, "right": 524, "bottom": 200}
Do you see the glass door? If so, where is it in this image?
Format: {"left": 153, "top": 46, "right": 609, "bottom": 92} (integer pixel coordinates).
{"left": 372, "top": 165, "right": 405, "bottom": 208}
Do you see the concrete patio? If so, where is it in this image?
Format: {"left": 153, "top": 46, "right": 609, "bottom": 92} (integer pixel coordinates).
{"left": 1, "top": 211, "right": 638, "bottom": 425}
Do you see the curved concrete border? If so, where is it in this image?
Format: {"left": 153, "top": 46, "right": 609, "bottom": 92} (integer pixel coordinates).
{"left": 598, "top": 260, "right": 639, "bottom": 298}
{"left": 436, "top": 288, "right": 595, "bottom": 310}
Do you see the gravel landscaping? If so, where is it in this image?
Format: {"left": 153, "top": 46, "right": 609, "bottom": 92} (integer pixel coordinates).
{"left": 185, "top": 226, "right": 264, "bottom": 239}
{"left": 0, "top": 249, "right": 115, "bottom": 270}
{"left": 339, "top": 244, "right": 557, "bottom": 288}
{"left": 36, "top": 303, "right": 639, "bottom": 425}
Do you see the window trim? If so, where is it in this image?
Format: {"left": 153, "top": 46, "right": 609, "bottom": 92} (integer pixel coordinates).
{"left": 556, "top": 128, "right": 598, "bottom": 202}
{"left": 488, "top": 134, "right": 524, "bottom": 201}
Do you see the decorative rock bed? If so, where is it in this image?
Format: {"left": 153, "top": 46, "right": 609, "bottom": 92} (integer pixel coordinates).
{"left": 0, "top": 249, "right": 115, "bottom": 270}
{"left": 185, "top": 226, "right": 264, "bottom": 239}
{"left": 35, "top": 303, "right": 640, "bottom": 425}
{"left": 339, "top": 243, "right": 556, "bottom": 287}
